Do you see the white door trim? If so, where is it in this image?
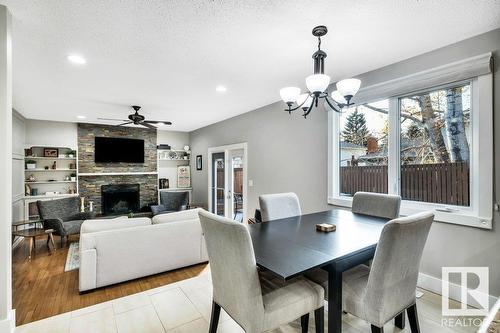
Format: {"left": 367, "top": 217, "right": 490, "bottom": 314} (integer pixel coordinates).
{"left": 207, "top": 143, "right": 248, "bottom": 223}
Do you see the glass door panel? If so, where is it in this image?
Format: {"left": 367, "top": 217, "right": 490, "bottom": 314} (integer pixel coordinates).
{"left": 211, "top": 152, "right": 225, "bottom": 216}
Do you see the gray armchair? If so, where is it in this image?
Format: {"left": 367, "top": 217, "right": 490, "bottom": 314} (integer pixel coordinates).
{"left": 151, "top": 191, "right": 189, "bottom": 216}
{"left": 37, "top": 196, "right": 95, "bottom": 247}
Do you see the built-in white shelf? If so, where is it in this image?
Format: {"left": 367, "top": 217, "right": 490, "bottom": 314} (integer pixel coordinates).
{"left": 78, "top": 171, "right": 158, "bottom": 176}
{"left": 25, "top": 157, "right": 76, "bottom": 160}
{"left": 159, "top": 187, "right": 192, "bottom": 191}
{"left": 158, "top": 149, "right": 191, "bottom": 153}
{"left": 25, "top": 169, "right": 77, "bottom": 172}
{"left": 158, "top": 158, "right": 190, "bottom": 161}
{"left": 22, "top": 193, "right": 79, "bottom": 200}
{"left": 26, "top": 181, "right": 77, "bottom": 184}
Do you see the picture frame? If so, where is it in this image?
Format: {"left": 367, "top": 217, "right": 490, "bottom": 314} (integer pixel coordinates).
{"left": 43, "top": 148, "right": 59, "bottom": 157}
{"left": 177, "top": 165, "right": 191, "bottom": 188}
{"left": 196, "top": 155, "right": 202, "bottom": 170}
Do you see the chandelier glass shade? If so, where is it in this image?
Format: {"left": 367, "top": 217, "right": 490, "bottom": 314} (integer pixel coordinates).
{"left": 279, "top": 26, "right": 361, "bottom": 118}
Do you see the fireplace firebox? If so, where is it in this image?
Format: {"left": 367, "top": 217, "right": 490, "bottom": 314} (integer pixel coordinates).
{"left": 101, "top": 184, "right": 140, "bottom": 215}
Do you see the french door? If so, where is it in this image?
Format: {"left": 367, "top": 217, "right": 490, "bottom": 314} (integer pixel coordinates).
{"left": 208, "top": 143, "right": 247, "bottom": 223}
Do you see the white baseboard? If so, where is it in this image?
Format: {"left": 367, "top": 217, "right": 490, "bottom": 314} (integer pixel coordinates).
{"left": 417, "top": 272, "right": 498, "bottom": 309}
{"left": 0, "top": 310, "right": 15, "bottom": 333}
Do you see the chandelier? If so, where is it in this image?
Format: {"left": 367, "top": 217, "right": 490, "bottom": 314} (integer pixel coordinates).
{"left": 279, "top": 26, "right": 361, "bottom": 118}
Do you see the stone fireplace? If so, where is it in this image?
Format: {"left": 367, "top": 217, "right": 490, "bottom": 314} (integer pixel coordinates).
{"left": 101, "top": 184, "right": 140, "bottom": 215}
{"left": 77, "top": 123, "right": 158, "bottom": 215}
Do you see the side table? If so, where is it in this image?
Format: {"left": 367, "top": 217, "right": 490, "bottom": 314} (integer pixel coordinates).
{"left": 12, "top": 228, "right": 56, "bottom": 260}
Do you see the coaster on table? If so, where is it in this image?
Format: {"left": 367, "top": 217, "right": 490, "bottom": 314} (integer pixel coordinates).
{"left": 316, "top": 223, "right": 336, "bottom": 232}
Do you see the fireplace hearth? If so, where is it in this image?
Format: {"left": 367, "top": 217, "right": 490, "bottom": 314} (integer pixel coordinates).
{"left": 101, "top": 184, "right": 140, "bottom": 215}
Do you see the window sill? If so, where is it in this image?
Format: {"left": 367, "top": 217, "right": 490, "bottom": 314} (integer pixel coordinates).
{"left": 327, "top": 197, "right": 492, "bottom": 230}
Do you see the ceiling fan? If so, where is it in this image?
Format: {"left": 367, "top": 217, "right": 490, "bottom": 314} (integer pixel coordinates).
{"left": 98, "top": 105, "right": 172, "bottom": 129}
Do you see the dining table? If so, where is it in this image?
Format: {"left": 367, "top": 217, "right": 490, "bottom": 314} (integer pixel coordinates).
{"left": 247, "top": 208, "right": 389, "bottom": 333}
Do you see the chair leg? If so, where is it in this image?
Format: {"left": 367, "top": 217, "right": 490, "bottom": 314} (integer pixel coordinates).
{"left": 371, "top": 325, "right": 384, "bottom": 333}
{"left": 209, "top": 301, "right": 221, "bottom": 333}
{"left": 395, "top": 310, "right": 406, "bottom": 329}
{"left": 314, "top": 307, "right": 324, "bottom": 333}
{"left": 407, "top": 303, "right": 421, "bottom": 333}
{"left": 301, "top": 313, "right": 309, "bottom": 333}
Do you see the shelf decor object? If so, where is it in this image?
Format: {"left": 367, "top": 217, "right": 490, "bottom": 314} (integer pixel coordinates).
{"left": 43, "top": 148, "right": 59, "bottom": 157}
{"left": 279, "top": 25, "right": 362, "bottom": 118}
{"left": 177, "top": 165, "right": 191, "bottom": 188}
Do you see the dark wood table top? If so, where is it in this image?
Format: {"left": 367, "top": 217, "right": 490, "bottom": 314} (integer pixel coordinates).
{"left": 248, "top": 209, "right": 388, "bottom": 280}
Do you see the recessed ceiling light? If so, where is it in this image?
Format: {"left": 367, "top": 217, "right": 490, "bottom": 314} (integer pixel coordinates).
{"left": 77, "top": 115, "right": 86, "bottom": 119}
{"left": 216, "top": 85, "right": 227, "bottom": 93}
{"left": 67, "top": 54, "right": 86, "bottom": 65}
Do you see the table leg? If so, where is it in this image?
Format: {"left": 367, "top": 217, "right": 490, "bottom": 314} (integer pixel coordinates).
{"left": 49, "top": 233, "right": 56, "bottom": 252}
{"left": 28, "top": 237, "right": 34, "bottom": 261}
{"left": 327, "top": 266, "right": 342, "bottom": 333}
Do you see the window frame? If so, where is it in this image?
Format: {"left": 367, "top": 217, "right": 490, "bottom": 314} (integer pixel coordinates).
{"left": 328, "top": 74, "right": 493, "bottom": 229}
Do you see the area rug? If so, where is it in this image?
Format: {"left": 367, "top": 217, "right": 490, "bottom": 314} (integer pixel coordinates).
{"left": 64, "top": 242, "right": 80, "bottom": 272}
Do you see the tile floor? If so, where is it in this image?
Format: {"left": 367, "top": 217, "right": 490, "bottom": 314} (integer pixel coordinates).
{"left": 15, "top": 266, "right": 480, "bottom": 333}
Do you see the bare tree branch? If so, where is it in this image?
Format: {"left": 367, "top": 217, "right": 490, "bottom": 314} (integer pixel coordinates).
{"left": 361, "top": 103, "right": 422, "bottom": 123}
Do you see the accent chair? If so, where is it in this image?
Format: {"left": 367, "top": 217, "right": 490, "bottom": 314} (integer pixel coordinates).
{"left": 150, "top": 191, "right": 189, "bottom": 216}
{"left": 37, "top": 196, "right": 95, "bottom": 248}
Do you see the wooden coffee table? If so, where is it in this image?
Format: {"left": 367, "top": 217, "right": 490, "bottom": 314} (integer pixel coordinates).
{"left": 12, "top": 228, "right": 56, "bottom": 260}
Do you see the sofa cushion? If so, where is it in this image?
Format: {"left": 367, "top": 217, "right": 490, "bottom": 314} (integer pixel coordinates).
{"left": 152, "top": 208, "right": 202, "bottom": 224}
{"left": 81, "top": 217, "right": 151, "bottom": 234}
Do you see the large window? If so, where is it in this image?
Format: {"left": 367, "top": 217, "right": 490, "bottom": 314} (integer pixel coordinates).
{"left": 339, "top": 100, "right": 389, "bottom": 195}
{"left": 328, "top": 60, "right": 493, "bottom": 229}
{"left": 399, "top": 83, "right": 470, "bottom": 206}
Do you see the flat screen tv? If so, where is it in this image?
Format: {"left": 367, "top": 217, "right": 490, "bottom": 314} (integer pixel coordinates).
{"left": 95, "top": 137, "right": 145, "bottom": 163}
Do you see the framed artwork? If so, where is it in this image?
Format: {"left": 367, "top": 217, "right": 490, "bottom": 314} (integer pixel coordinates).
{"left": 177, "top": 165, "right": 191, "bottom": 188}
{"left": 196, "top": 155, "right": 202, "bottom": 170}
{"left": 44, "top": 148, "right": 59, "bottom": 157}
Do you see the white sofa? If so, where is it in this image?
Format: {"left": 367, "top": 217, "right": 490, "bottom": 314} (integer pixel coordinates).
{"left": 79, "top": 209, "right": 208, "bottom": 292}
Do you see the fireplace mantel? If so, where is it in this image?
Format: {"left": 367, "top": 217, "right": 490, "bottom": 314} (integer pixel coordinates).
{"left": 79, "top": 171, "right": 158, "bottom": 177}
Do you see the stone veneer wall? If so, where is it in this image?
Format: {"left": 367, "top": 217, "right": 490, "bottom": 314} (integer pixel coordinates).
{"left": 78, "top": 123, "right": 157, "bottom": 173}
{"left": 78, "top": 175, "right": 158, "bottom": 214}
{"left": 77, "top": 123, "right": 158, "bottom": 214}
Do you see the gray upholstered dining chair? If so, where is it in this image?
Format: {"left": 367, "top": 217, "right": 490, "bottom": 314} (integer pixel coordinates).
{"left": 258, "top": 192, "right": 302, "bottom": 222}
{"left": 307, "top": 211, "right": 434, "bottom": 333}
{"left": 351, "top": 191, "right": 401, "bottom": 219}
{"left": 198, "top": 210, "right": 325, "bottom": 333}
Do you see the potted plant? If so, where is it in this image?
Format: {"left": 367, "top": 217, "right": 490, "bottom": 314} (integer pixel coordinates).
{"left": 68, "top": 150, "right": 76, "bottom": 158}
{"left": 26, "top": 159, "right": 36, "bottom": 170}
{"left": 70, "top": 172, "right": 77, "bottom": 182}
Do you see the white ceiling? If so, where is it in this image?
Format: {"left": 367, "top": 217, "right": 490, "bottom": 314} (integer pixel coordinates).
{"left": 2, "top": 0, "right": 500, "bottom": 132}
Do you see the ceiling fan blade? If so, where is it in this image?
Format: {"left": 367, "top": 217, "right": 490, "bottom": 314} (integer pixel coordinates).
{"left": 143, "top": 120, "right": 173, "bottom": 125}
{"left": 98, "top": 117, "right": 129, "bottom": 122}
{"left": 139, "top": 122, "right": 156, "bottom": 129}
{"left": 117, "top": 121, "right": 133, "bottom": 126}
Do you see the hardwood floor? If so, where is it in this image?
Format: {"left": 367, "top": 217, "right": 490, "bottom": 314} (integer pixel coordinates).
{"left": 12, "top": 235, "right": 208, "bottom": 326}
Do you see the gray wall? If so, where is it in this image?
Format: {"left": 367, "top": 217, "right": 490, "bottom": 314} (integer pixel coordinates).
{"left": 190, "top": 28, "right": 500, "bottom": 296}
{"left": 190, "top": 102, "right": 330, "bottom": 216}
